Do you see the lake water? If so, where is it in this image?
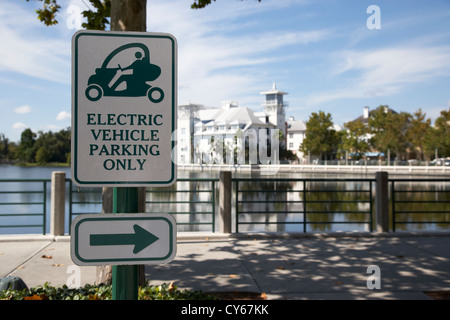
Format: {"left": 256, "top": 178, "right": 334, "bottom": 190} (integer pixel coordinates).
{"left": 0, "top": 164, "right": 448, "bottom": 234}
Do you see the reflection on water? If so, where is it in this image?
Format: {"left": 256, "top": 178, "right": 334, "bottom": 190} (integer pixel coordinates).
{"left": 0, "top": 165, "right": 448, "bottom": 234}
{"left": 235, "top": 179, "right": 373, "bottom": 233}
{"left": 392, "top": 180, "right": 450, "bottom": 232}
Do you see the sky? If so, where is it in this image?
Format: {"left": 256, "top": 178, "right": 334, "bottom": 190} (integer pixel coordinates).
{"left": 1, "top": 0, "right": 450, "bottom": 142}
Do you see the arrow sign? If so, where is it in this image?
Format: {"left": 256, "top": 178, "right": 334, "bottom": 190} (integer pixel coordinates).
{"left": 70, "top": 213, "right": 176, "bottom": 266}
{"left": 90, "top": 224, "right": 159, "bottom": 254}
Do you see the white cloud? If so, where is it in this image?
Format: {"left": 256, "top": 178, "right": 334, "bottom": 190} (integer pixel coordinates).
{"left": 14, "top": 105, "right": 31, "bottom": 114}
{"left": 0, "top": 3, "right": 71, "bottom": 84}
{"left": 13, "top": 122, "right": 28, "bottom": 130}
{"left": 308, "top": 45, "right": 450, "bottom": 105}
{"left": 56, "top": 111, "right": 71, "bottom": 121}
{"left": 147, "top": 0, "right": 330, "bottom": 106}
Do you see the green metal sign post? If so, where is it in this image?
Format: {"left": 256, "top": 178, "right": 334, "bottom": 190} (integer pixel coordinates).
{"left": 113, "top": 187, "right": 139, "bottom": 300}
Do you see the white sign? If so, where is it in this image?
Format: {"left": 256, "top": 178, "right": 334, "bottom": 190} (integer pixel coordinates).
{"left": 71, "top": 31, "right": 177, "bottom": 186}
{"left": 70, "top": 213, "right": 177, "bottom": 266}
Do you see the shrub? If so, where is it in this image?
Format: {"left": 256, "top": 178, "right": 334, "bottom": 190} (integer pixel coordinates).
{"left": 0, "top": 282, "right": 216, "bottom": 300}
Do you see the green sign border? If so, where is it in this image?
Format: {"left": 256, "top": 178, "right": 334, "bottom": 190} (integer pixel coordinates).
{"left": 72, "top": 31, "right": 177, "bottom": 186}
{"left": 72, "top": 214, "right": 176, "bottom": 265}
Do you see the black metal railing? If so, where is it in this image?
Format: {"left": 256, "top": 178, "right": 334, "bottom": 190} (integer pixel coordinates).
{"left": 1, "top": 176, "right": 449, "bottom": 235}
{"left": 234, "top": 178, "right": 374, "bottom": 233}
{"left": 391, "top": 179, "right": 450, "bottom": 231}
{"left": 0, "top": 179, "right": 48, "bottom": 234}
{"left": 68, "top": 178, "right": 217, "bottom": 233}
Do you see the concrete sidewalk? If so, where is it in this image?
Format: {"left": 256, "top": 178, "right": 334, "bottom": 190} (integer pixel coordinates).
{"left": 1, "top": 232, "right": 449, "bottom": 300}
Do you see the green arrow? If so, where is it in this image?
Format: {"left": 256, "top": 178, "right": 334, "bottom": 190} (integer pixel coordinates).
{"left": 90, "top": 224, "right": 159, "bottom": 254}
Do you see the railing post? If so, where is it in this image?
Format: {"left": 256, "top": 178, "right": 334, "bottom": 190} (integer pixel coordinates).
{"left": 375, "top": 171, "right": 389, "bottom": 232}
{"left": 50, "top": 171, "right": 66, "bottom": 236}
{"left": 219, "top": 170, "right": 232, "bottom": 233}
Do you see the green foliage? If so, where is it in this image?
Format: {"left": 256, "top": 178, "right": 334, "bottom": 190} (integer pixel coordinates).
{"left": 0, "top": 282, "right": 216, "bottom": 300}
{"left": 82, "top": 0, "right": 111, "bottom": 31}
{"left": 424, "top": 108, "right": 450, "bottom": 158}
{"left": 0, "top": 128, "right": 71, "bottom": 166}
{"left": 17, "top": 128, "right": 37, "bottom": 163}
{"left": 342, "top": 120, "right": 369, "bottom": 159}
{"left": 0, "top": 134, "right": 16, "bottom": 162}
{"left": 28, "top": 0, "right": 260, "bottom": 30}
{"left": 368, "top": 106, "right": 412, "bottom": 159}
{"left": 26, "top": 0, "right": 61, "bottom": 26}
{"left": 27, "top": 0, "right": 110, "bottom": 30}
{"left": 300, "top": 111, "right": 341, "bottom": 160}
{"left": 191, "top": 0, "right": 262, "bottom": 9}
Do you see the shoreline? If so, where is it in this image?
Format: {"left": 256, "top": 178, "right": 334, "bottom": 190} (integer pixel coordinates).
{"left": 1, "top": 162, "right": 448, "bottom": 177}
{"left": 177, "top": 163, "right": 450, "bottom": 177}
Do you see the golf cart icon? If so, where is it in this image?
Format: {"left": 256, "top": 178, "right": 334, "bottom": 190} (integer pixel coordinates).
{"left": 85, "top": 43, "right": 164, "bottom": 103}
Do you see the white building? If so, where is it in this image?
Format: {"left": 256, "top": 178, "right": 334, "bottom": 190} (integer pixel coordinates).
{"left": 286, "top": 116, "right": 306, "bottom": 161}
{"left": 176, "top": 83, "right": 289, "bottom": 165}
{"left": 258, "top": 82, "right": 288, "bottom": 140}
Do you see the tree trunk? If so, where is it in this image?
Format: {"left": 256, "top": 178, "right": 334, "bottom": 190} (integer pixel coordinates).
{"left": 110, "top": 0, "right": 147, "bottom": 32}
{"left": 96, "top": 0, "right": 148, "bottom": 287}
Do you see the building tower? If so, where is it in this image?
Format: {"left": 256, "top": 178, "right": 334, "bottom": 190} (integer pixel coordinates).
{"left": 260, "top": 82, "right": 288, "bottom": 139}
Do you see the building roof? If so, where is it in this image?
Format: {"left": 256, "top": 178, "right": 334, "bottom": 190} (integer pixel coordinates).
{"left": 196, "top": 106, "right": 274, "bottom": 133}
{"left": 287, "top": 120, "right": 306, "bottom": 132}
{"left": 349, "top": 106, "right": 398, "bottom": 125}
{"left": 260, "top": 82, "right": 288, "bottom": 95}
{"left": 215, "top": 106, "right": 270, "bottom": 126}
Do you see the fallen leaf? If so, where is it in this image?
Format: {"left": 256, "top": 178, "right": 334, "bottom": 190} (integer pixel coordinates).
{"left": 277, "top": 266, "right": 284, "bottom": 270}
{"left": 335, "top": 281, "right": 342, "bottom": 285}
{"left": 261, "top": 292, "right": 267, "bottom": 299}
{"left": 229, "top": 274, "right": 238, "bottom": 278}
{"left": 24, "top": 294, "right": 47, "bottom": 300}
{"left": 41, "top": 255, "right": 52, "bottom": 259}
{"left": 16, "top": 266, "right": 25, "bottom": 270}
{"left": 52, "top": 263, "right": 64, "bottom": 267}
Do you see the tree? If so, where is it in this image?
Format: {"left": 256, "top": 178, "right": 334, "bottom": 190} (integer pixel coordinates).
{"left": 368, "top": 106, "right": 412, "bottom": 160}
{"left": 17, "top": 128, "right": 37, "bottom": 163}
{"left": 28, "top": 0, "right": 259, "bottom": 30}
{"left": 300, "top": 111, "right": 340, "bottom": 161}
{"left": 406, "top": 109, "right": 431, "bottom": 160}
{"left": 191, "top": 0, "right": 261, "bottom": 9}
{"left": 342, "top": 119, "right": 370, "bottom": 159}
{"left": 0, "top": 134, "right": 10, "bottom": 162}
{"left": 425, "top": 108, "right": 450, "bottom": 159}
{"left": 27, "top": 0, "right": 109, "bottom": 29}
{"left": 32, "top": 128, "right": 71, "bottom": 164}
